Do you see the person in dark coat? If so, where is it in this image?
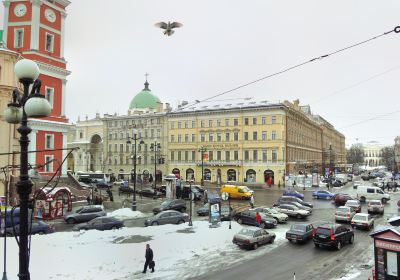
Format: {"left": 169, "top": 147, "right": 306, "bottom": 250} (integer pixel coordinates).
{"left": 142, "top": 244, "right": 154, "bottom": 273}
{"left": 86, "top": 196, "right": 91, "bottom": 205}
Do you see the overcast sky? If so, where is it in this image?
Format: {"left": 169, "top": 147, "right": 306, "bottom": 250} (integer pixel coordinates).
{"left": 1, "top": 0, "right": 400, "bottom": 146}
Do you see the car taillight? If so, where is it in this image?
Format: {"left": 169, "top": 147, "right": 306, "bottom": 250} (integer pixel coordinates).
{"left": 312, "top": 229, "right": 316, "bottom": 237}
{"left": 330, "top": 229, "right": 335, "bottom": 241}
{"left": 347, "top": 213, "right": 350, "bottom": 217}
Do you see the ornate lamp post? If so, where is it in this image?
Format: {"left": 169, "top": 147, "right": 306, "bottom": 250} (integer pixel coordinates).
{"left": 198, "top": 147, "right": 207, "bottom": 186}
{"left": 150, "top": 141, "right": 161, "bottom": 189}
{"left": 126, "top": 129, "right": 144, "bottom": 211}
{"left": 4, "top": 59, "right": 52, "bottom": 280}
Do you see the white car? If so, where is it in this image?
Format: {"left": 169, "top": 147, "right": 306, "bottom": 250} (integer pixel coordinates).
{"left": 351, "top": 213, "right": 374, "bottom": 230}
{"left": 367, "top": 200, "right": 384, "bottom": 214}
{"left": 275, "top": 204, "right": 310, "bottom": 219}
{"left": 252, "top": 207, "right": 289, "bottom": 223}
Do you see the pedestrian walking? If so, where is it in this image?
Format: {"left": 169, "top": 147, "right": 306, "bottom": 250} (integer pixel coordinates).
{"left": 142, "top": 244, "right": 154, "bottom": 273}
{"left": 250, "top": 195, "right": 255, "bottom": 208}
{"left": 255, "top": 211, "right": 261, "bottom": 227}
{"left": 86, "top": 196, "right": 91, "bottom": 205}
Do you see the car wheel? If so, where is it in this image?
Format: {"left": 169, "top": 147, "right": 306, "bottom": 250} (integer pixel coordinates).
{"left": 274, "top": 218, "right": 279, "bottom": 224}
{"left": 382, "top": 198, "right": 387, "bottom": 204}
{"left": 66, "top": 218, "right": 76, "bottom": 224}
{"left": 314, "top": 243, "right": 319, "bottom": 248}
{"left": 270, "top": 237, "right": 275, "bottom": 244}
{"left": 296, "top": 214, "right": 302, "bottom": 219}
{"left": 151, "top": 221, "right": 159, "bottom": 226}
{"left": 360, "top": 197, "right": 366, "bottom": 203}
{"left": 237, "top": 218, "right": 243, "bottom": 224}
{"left": 370, "top": 223, "right": 374, "bottom": 230}
{"left": 38, "top": 231, "right": 45, "bottom": 235}
{"left": 336, "top": 241, "right": 342, "bottom": 250}
{"left": 349, "top": 235, "right": 354, "bottom": 244}
{"left": 111, "top": 226, "right": 118, "bottom": 230}
{"left": 312, "top": 196, "right": 317, "bottom": 199}
{"left": 253, "top": 243, "right": 258, "bottom": 250}
{"left": 260, "top": 222, "right": 266, "bottom": 229}
{"left": 177, "top": 220, "right": 185, "bottom": 224}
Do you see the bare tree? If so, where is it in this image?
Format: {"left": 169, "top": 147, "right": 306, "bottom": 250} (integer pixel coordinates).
{"left": 381, "top": 146, "right": 396, "bottom": 170}
{"left": 346, "top": 144, "right": 364, "bottom": 164}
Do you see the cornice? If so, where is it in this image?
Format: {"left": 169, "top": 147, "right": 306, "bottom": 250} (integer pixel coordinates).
{"left": 36, "top": 60, "right": 71, "bottom": 78}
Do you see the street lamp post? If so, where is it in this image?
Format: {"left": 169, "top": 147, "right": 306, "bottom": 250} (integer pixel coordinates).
{"left": 127, "top": 129, "right": 144, "bottom": 211}
{"left": 4, "top": 59, "right": 52, "bottom": 280}
{"left": 189, "top": 180, "right": 193, "bottom": 226}
{"left": 198, "top": 147, "right": 206, "bottom": 186}
{"left": 150, "top": 141, "right": 161, "bottom": 190}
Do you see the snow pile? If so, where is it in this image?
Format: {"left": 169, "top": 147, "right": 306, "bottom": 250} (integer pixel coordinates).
{"left": 0, "top": 221, "right": 288, "bottom": 280}
{"left": 108, "top": 208, "right": 146, "bottom": 220}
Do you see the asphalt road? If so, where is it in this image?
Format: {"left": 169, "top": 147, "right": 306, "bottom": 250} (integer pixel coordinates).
{"left": 193, "top": 178, "right": 400, "bottom": 280}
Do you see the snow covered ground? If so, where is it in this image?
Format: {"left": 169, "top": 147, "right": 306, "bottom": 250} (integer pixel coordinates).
{"left": 0, "top": 220, "right": 290, "bottom": 280}
{"left": 108, "top": 208, "right": 148, "bottom": 220}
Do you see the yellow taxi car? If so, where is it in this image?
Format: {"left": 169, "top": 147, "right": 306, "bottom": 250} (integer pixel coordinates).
{"left": 220, "top": 185, "right": 253, "bottom": 200}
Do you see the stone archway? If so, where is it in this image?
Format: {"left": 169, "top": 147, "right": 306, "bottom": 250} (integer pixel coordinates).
{"left": 227, "top": 169, "right": 237, "bottom": 181}
{"left": 186, "top": 168, "right": 194, "bottom": 181}
{"left": 89, "top": 134, "right": 103, "bottom": 172}
{"left": 264, "top": 170, "right": 274, "bottom": 185}
{"left": 246, "top": 169, "right": 256, "bottom": 183}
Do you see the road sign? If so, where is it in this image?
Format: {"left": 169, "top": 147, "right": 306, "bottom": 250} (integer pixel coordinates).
{"left": 221, "top": 192, "right": 229, "bottom": 201}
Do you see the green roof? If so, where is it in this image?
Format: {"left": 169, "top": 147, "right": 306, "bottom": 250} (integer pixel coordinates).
{"left": 129, "top": 81, "right": 161, "bottom": 109}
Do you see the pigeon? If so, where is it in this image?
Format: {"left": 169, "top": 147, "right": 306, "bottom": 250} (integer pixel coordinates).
{"left": 154, "top": 21, "right": 183, "bottom": 36}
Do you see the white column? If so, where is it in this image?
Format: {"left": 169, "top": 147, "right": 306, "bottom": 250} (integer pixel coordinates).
{"left": 62, "top": 133, "right": 68, "bottom": 174}
{"left": 2, "top": 1, "right": 10, "bottom": 45}
{"left": 60, "top": 12, "right": 67, "bottom": 58}
{"left": 30, "top": 0, "right": 41, "bottom": 50}
{"left": 61, "top": 79, "right": 66, "bottom": 117}
{"left": 28, "top": 130, "right": 37, "bottom": 175}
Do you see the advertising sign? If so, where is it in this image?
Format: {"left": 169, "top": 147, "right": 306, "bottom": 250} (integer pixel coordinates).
{"left": 387, "top": 251, "right": 398, "bottom": 277}
{"left": 312, "top": 173, "right": 319, "bottom": 187}
{"left": 210, "top": 203, "right": 220, "bottom": 224}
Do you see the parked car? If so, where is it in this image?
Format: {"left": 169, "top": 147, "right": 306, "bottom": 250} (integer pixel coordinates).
{"left": 137, "top": 188, "right": 163, "bottom": 198}
{"left": 220, "top": 185, "right": 253, "bottom": 200}
{"left": 334, "top": 194, "right": 355, "bottom": 206}
{"left": 191, "top": 185, "right": 205, "bottom": 194}
{"left": 252, "top": 207, "right": 289, "bottom": 223}
{"left": 286, "top": 223, "right": 314, "bottom": 243}
{"left": 361, "top": 175, "right": 370, "bottom": 181}
{"left": 5, "top": 220, "right": 54, "bottom": 236}
{"left": 283, "top": 190, "right": 304, "bottom": 200}
{"left": 275, "top": 204, "right": 310, "bottom": 219}
{"left": 313, "top": 223, "right": 354, "bottom": 250}
{"left": 220, "top": 206, "right": 235, "bottom": 221}
{"left": 153, "top": 199, "right": 187, "bottom": 214}
{"left": 275, "top": 201, "right": 312, "bottom": 212}
{"left": 197, "top": 203, "right": 210, "bottom": 216}
{"left": 347, "top": 174, "right": 353, "bottom": 182}
{"left": 312, "top": 190, "right": 334, "bottom": 200}
{"left": 144, "top": 210, "right": 189, "bottom": 226}
{"left": 277, "top": 196, "right": 313, "bottom": 208}
{"left": 334, "top": 206, "right": 356, "bottom": 222}
{"left": 181, "top": 185, "right": 203, "bottom": 201}
{"left": 232, "top": 227, "right": 275, "bottom": 250}
{"left": 344, "top": 200, "right": 361, "bottom": 213}
{"left": 356, "top": 186, "right": 390, "bottom": 203}
{"left": 118, "top": 184, "right": 134, "bottom": 195}
{"left": 367, "top": 200, "right": 384, "bottom": 214}
{"left": 233, "top": 210, "right": 277, "bottom": 229}
{"left": 323, "top": 178, "right": 343, "bottom": 188}
{"left": 64, "top": 205, "right": 106, "bottom": 224}
{"left": 351, "top": 213, "right": 374, "bottom": 230}
{"left": 72, "top": 216, "right": 124, "bottom": 231}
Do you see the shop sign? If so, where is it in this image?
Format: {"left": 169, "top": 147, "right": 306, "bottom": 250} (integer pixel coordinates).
{"left": 376, "top": 240, "right": 400, "bottom": 252}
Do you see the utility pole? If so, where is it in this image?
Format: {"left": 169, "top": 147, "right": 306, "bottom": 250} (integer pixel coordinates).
{"left": 150, "top": 141, "right": 161, "bottom": 189}
{"left": 198, "top": 147, "right": 206, "bottom": 186}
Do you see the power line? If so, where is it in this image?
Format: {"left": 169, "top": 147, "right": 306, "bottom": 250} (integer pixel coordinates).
{"left": 181, "top": 26, "right": 400, "bottom": 110}
{"left": 339, "top": 109, "right": 400, "bottom": 130}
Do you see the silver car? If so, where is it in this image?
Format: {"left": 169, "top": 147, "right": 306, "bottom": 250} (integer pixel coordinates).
{"left": 144, "top": 210, "right": 189, "bottom": 226}
{"left": 64, "top": 205, "right": 106, "bottom": 224}
{"left": 334, "top": 206, "right": 356, "bottom": 222}
{"left": 232, "top": 227, "right": 275, "bottom": 250}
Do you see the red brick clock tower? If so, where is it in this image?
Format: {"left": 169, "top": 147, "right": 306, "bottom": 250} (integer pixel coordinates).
{"left": 3, "top": 0, "right": 71, "bottom": 175}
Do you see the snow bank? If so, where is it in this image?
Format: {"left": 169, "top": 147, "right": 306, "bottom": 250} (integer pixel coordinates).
{"left": 0, "top": 221, "right": 289, "bottom": 280}
{"left": 108, "top": 208, "right": 146, "bottom": 220}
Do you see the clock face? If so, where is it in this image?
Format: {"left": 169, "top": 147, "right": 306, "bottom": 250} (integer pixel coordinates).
{"left": 14, "top": 4, "right": 27, "bottom": 17}
{"left": 45, "top": 8, "right": 56, "bottom": 23}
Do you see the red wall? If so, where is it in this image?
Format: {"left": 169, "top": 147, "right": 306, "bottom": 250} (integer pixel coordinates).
{"left": 35, "top": 131, "right": 63, "bottom": 176}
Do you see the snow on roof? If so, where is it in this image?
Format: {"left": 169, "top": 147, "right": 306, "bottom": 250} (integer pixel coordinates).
{"left": 173, "top": 98, "right": 282, "bottom": 113}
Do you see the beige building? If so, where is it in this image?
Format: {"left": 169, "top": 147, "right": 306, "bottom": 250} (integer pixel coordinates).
{"left": 0, "top": 40, "right": 20, "bottom": 195}
{"left": 363, "top": 141, "right": 384, "bottom": 167}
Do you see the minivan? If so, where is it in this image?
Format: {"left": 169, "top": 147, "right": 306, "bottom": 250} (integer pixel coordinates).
{"left": 356, "top": 186, "right": 390, "bottom": 203}
{"left": 220, "top": 185, "right": 253, "bottom": 200}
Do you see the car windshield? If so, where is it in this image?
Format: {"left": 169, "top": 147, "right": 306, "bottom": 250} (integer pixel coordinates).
{"left": 316, "top": 228, "right": 331, "bottom": 235}
{"left": 337, "top": 207, "right": 350, "bottom": 213}
{"left": 353, "top": 215, "right": 367, "bottom": 221}
{"left": 346, "top": 201, "right": 359, "bottom": 206}
{"left": 242, "top": 187, "right": 251, "bottom": 192}
{"left": 238, "top": 228, "right": 255, "bottom": 236}
{"left": 291, "top": 224, "right": 306, "bottom": 232}
{"left": 161, "top": 201, "right": 172, "bottom": 206}
{"left": 75, "top": 207, "right": 83, "bottom": 213}
{"left": 267, "top": 208, "right": 278, "bottom": 214}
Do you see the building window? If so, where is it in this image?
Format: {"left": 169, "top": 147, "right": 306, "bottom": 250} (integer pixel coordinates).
{"left": 201, "top": 134, "right": 205, "bottom": 142}
{"left": 244, "top": 132, "right": 248, "bottom": 141}
{"left": 209, "top": 120, "right": 213, "bottom": 127}
{"left": 217, "top": 133, "right": 221, "bottom": 142}
{"left": 108, "top": 144, "right": 112, "bottom": 152}
{"left": 272, "top": 131, "right": 276, "bottom": 140}
{"left": 126, "top": 144, "right": 130, "bottom": 153}
{"left": 244, "top": 118, "right": 249, "bottom": 125}
{"left": 234, "top": 119, "right": 238, "bottom": 126}
{"left": 225, "top": 133, "right": 230, "bottom": 142}
{"left": 185, "top": 134, "right": 189, "bottom": 142}
{"left": 45, "top": 87, "right": 54, "bottom": 108}
{"left": 170, "top": 122, "right": 174, "bottom": 129}
{"left": 262, "top": 131, "right": 267, "bottom": 141}
{"left": 225, "top": 119, "right": 229, "bottom": 126}
{"left": 234, "top": 151, "right": 239, "bottom": 160}
{"left": 225, "top": 151, "right": 230, "bottom": 161}
{"left": 185, "top": 121, "right": 189, "bottom": 128}
{"left": 114, "top": 158, "right": 118, "bottom": 165}
{"left": 201, "top": 120, "right": 205, "bottom": 128}
{"left": 209, "top": 151, "right": 213, "bottom": 161}
{"left": 150, "top": 129, "right": 154, "bottom": 138}
{"left": 192, "top": 151, "right": 196, "bottom": 161}
{"left": 157, "top": 129, "right": 161, "bottom": 138}
{"left": 45, "top": 33, "right": 54, "bottom": 52}
{"left": 272, "top": 149, "right": 278, "bottom": 162}
{"left": 45, "top": 134, "right": 54, "bottom": 149}
{"left": 185, "top": 151, "right": 189, "bottom": 161}
{"left": 114, "top": 144, "right": 117, "bottom": 152}
{"left": 120, "top": 144, "right": 124, "bottom": 153}
{"left": 120, "top": 132, "right": 124, "bottom": 139}
{"left": 178, "top": 135, "right": 182, "bottom": 142}
{"left": 262, "top": 150, "right": 267, "bottom": 161}
{"left": 171, "top": 135, "right": 175, "bottom": 142}
{"left": 217, "top": 151, "right": 221, "bottom": 160}
{"left": 217, "top": 120, "right": 221, "bottom": 127}
{"left": 244, "top": 151, "right": 249, "bottom": 161}
{"left": 14, "top": 29, "right": 24, "bottom": 48}
{"left": 262, "top": 117, "right": 266, "bottom": 125}
{"left": 209, "top": 133, "right": 214, "bottom": 142}
{"left": 253, "top": 132, "right": 257, "bottom": 141}
{"left": 234, "top": 132, "right": 239, "bottom": 141}
{"left": 44, "top": 155, "right": 54, "bottom": 172}
{"left": 192, "top": 134, "right": 195, "bottom": 142}
{"left": 177, "top": 151, "right": 181, "bottom": 161}
{"left": 178, "top": 122, "right": 182, "bottom": 129}
{"left": 171, "top": 151, "right": 175, "bottom": 161}
{"left": 272, "top": 116, "right": 277, "bottom": 124}
{"left": 253, "top": 117, "right": 257, "bottom": 125}
{"left": 253, "top": 150, "right": 258, "bottom": 161}
{"left": 192, "top": 121, "right": 195, "bottom": 128}
{"left": 80, "top": 132, "right": 84, "bottom": 139}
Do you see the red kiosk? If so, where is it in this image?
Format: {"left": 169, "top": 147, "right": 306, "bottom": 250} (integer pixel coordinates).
{"left": 34, "top": 187, "right": 72, "bottom": 220}
{"left": 370, "top": 226, "right": 400, "bottom": 280}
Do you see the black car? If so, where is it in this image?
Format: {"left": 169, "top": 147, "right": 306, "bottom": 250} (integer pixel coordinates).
{"left": 233, "top": 210, "right": 277, "bottom": 229}
{"left": 153, "top": 199, "right": 187, "bottom": 214}
{"left": 197, "top": 203, "right": 210, "bottom": 216}
{"left": 137, "top": 188, "right": 163, "bottom": 198}
{"left": 313, "top": 223, "right": 354, "bottom": 250}
{"left": 191, "top": 185, "right": 205, "bottom": 194}
{"left": 286, "top": 223, "right": 314, "bottom": 243}
{"left": 118, "top": 185, "right": 134, "bottom": 195}
{"left": 72, "top": 216, "right": 124, "bottom": 231}
{"left": 181, "top": 186, "right": 203, "bottom": 201}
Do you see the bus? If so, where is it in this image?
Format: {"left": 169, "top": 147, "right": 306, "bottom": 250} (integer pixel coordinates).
{"left": 76, "top": 172, "right": 110, "bottom": 184}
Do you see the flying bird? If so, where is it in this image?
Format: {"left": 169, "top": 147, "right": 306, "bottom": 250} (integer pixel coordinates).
{"left": 154, "top": 21, "right": 183, "bottom": 36}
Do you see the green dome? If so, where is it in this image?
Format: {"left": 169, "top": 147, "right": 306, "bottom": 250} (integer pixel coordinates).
{"left": 129, "top": 81, "right": 160, "bottom": 109}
